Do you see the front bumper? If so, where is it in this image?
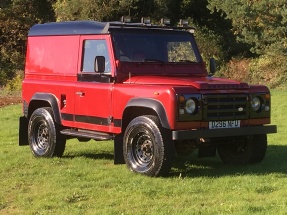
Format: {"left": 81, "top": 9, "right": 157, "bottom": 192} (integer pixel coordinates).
{"left": 172, "top": 125, "right": 277, "bottom": 140}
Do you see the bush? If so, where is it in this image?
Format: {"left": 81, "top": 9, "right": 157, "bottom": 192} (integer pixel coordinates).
{"left": 250, "top": 55, "right": 287, "bottom": 88}
{"left": 216, "top": 55, "right": 287, "bottom": 89}
{"left": 216, "top": 58, "right": 251, "bottom": 83}
{"left": 4, "top": 70, "right": 23, "bottom": 92}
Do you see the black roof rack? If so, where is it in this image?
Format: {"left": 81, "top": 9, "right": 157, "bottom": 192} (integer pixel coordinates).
{"left": 28, "top": 20, "right": 195, "bottom": 36}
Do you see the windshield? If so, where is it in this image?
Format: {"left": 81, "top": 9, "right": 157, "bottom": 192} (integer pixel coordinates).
{"left": 111, "top": 29, "right": 202, "bottom": 63}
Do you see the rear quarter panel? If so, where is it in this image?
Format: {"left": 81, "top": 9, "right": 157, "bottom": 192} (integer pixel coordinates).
{"left": 23, "top": 35, "right": 79, "bottom": 127}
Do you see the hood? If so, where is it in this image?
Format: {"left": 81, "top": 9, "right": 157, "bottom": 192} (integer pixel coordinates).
{"left": 123, "top": 75, "right": 249, "bottom": 90}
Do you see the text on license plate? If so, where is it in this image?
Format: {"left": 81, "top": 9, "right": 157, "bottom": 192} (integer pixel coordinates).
{"left": 209, "top": 120, "right": 240, "bottom": 129}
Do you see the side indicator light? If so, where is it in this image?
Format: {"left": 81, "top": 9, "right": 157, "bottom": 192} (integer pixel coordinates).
{"left": 265, "top": 94, "right": 270, "bottom": 100}
{"left": 179, "top": 95, "right": 185, "bottom": 103}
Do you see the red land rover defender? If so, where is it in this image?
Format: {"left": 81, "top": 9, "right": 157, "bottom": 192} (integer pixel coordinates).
{"left": 19, "top": 18, "right": 277, "bottom": 177}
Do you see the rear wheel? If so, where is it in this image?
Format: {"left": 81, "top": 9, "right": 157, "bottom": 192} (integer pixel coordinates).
{"left": 217, "top": 135, "right": 267, "bottom": 165}
{"left": 123, "top": 115, "right": 174, "bottom": 177}
{"left": 28, "top": 107, "right": 66, "bottom": 157}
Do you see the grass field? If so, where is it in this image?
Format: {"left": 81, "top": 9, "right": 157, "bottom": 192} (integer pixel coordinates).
{"left": 0, "top": 90, "right": 286, "bottom": 214}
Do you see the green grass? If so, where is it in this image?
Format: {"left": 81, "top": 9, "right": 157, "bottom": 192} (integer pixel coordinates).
{"left": 0, "top": 90, "right": 286, "bottom": 214}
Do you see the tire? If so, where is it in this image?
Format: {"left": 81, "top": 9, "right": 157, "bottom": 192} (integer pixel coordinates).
{"left": 28, "top": 107, "right": 66, "bottom": 157}
{"left": 217, "top": 135, "right": 267, "bottom": 165}
{"left": 123, "top": 115, "right": 174, "bottom": 177}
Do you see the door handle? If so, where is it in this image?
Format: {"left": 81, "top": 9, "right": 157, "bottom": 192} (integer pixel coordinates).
{"left": 75, "top": 91, "right": 85, "bottom": 96}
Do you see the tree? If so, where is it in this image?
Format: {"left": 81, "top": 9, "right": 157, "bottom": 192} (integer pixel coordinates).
{"left": 208, "top": 0, "right": 287, "bottom": 56}
{"left": 53, "top": 0, "right": 170, "bottom": 22}
{"left": 0, "top": 0, "right": 55, "bottom": 86}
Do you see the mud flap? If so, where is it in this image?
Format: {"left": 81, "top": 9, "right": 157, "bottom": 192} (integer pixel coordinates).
{"left": 114, "top": 134, "right": 125, "bottom": 164}
{"left": 19, "top": 116, "right": 29, "bottom": 146}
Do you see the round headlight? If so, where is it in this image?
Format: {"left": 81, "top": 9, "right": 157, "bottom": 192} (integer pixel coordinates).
{"left": 185, "top": 99, "right": 196, "bottom": 114}
{"left": 251, "top": 97, "right": 261, "bottom": 111}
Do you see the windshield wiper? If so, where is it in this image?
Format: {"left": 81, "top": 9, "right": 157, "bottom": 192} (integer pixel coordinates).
{"left": 144, "top": 58, "right": 164, "bottom": 63}
{"left": 179, "top": 60, "right": 197, "bottom": 63}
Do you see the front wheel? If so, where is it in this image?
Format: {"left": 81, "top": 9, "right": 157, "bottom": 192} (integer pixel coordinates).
{"left": 123, "top": 115, "right": 174, "bottom": 177}
{"left": 217, "top": 135, "right": 267, "bottom": 165}
{"left": 28, "top": 107, "right": 66, "bottom": 157}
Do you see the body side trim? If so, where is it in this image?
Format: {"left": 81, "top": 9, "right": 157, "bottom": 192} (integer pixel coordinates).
{"left": 75, "top": 115, "right": 110, "bottom": 126}
{"left": 61, "top": 113, "right": 122, "bottom": 127}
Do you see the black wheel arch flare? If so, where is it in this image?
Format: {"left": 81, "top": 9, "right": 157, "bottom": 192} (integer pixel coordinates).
{"left": 29, "top": 93, "right": 61, "bottom": 124}
{"left": 124, "top": 98, "right": 170, "bottom": 129}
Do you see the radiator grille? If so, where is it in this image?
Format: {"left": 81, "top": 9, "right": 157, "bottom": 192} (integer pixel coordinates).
{"left": 203, "top": 94, "right": 249, "bottom": 120}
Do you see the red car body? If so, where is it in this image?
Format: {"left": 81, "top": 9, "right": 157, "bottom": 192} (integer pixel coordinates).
{"left": 19, "top": 20, "right": 277, "bottom": 176}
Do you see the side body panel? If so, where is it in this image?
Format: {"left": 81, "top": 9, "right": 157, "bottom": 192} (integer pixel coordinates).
{"left": 23, "top": 35, "right": 79, "bottom": 128}
{"left": 112, "top": 84, "right": 177, "bottom": 130}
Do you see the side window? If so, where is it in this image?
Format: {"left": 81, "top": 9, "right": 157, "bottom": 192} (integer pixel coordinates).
{"left": 82, "top": 40, "right": 111, "bottom": 72}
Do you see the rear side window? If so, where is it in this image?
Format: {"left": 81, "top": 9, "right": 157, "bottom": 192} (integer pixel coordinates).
{"left": 82, "top": 40, "right": 111, "bottom": 72}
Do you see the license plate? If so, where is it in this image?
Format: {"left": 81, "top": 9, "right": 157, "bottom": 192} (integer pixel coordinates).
{"left": 209, "top": 120, "right": 240, "bottom": 129}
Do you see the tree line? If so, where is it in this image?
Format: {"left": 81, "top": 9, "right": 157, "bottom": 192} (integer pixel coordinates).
{"left": 1, "top": 0, "right": 286, "bottom": 88}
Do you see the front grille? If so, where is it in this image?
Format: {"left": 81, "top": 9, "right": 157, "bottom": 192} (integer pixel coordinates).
{"left": 203, "top": 94, "right": 249, "bottom": 120}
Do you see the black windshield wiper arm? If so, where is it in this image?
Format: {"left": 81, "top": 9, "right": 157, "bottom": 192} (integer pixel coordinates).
{"left": 179, "top": 60, "right": 197, "bottom": 63}
{"left": 144, "top": 58, "right": 164, "bottom": 63}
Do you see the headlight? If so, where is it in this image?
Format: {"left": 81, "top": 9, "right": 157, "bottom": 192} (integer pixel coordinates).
{"left": 185, "top": 99, "right": 196, "bottom": 114}
{"left": 251, "top": 97, "right": 261, "bottom": 111}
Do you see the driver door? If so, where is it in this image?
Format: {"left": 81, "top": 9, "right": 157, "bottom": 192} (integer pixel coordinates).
{"left": 74, "top": 35, "right": 114, "bottom": 133}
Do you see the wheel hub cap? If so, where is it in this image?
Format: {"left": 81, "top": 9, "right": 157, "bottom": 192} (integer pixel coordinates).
{"left": 135, "top": 135, "right": 154, "bottom": 164}
{"left": 37, "top": 124, "right": 49, "bottom": 149}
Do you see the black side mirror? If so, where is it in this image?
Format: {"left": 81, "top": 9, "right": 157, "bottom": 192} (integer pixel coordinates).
{"left": 94, "top": 56, "right": 105, "bottom": 73}
{"left": 209, "top": 58, "right": 216, "bottom": 75}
